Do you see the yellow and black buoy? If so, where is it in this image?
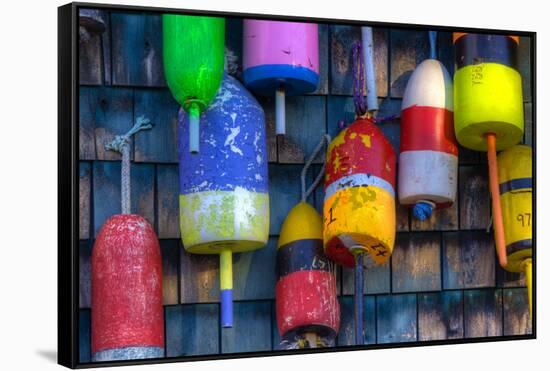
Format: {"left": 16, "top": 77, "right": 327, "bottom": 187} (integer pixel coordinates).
{"left": 277, "top": 202, "right": 340, "bottom": 348}
{"left": 276, "top": 135, "right": 340, "bottom": 349}
{"left": 498, "top": 145, "right": 533, "bottom": 316}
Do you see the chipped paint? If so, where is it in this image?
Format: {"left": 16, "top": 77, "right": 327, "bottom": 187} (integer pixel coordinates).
{"left": 224, "top": 126, "right": 243, "bottom": 156}
{"left": 360, "top": 134, "right": 371, "bottom": 148}
{"left": 178, "top": 74, "right": 269, "bottom": 257}
{"left": 179, "top": 189, "right": 269, "bottom": 253}
{"left": 324, "top": 118, "right": 396, "bottom": 268}
{"left": 92, "top": 214, "right": 164, "bottom": 359}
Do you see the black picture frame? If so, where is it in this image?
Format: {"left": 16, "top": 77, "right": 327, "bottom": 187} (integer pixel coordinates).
{"left": 58, "top": 2, "right": 537, "bottom": 368}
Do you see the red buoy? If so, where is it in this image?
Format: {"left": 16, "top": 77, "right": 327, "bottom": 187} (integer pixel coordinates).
{"left": 91, "top": 118, "right": 164, "bottom": 361}
{"left": 92, "top": 215, "right": 164, "bottom": 361}
{"left": 276, "top": 202, "right": 340, "bottom": 347}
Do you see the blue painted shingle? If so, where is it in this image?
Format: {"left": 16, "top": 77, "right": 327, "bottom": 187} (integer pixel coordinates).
{"left": 165, "top": 304, "right": 219, "bottom": 357}
{"left": 464, "top": 289, "right": 503, "bottom": 338}
{"left": 93, "top": 161, "right": 155, "bottom": 236}
{"left": 110, "top": 12, "right": 165, "bottom": 87}
{"left": 376, "top": 294, "right": 417, "bottom": 344}
{"left": 442, "top": 231, "right": 495, "bottom": 290}
{"left": 392, "top": 232, "right": 441, "bottom": 293}
{"left": 221, "top": 301, "right": 272, "bottom": 353}
{"left": 418, "top": 291, "right": 464, "bottom": 341}
{"left": 134, "top": 89, "right": 179, "bottom": 163}
{"left": 79, "top": 309, "right": 91, "bottom": 363}
{"left": 337, "top": 295, "right": 376, "bottom": 345}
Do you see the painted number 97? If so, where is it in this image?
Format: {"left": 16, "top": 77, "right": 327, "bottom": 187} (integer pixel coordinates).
{"left": 517, "top": 213, "right": 531, "bottom": 227}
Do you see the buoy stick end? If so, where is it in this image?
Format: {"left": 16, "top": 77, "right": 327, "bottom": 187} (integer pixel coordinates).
{"left": 220, "top": 249, "right": 233, "bottom": 328}
{"left": 220, "top": 289, "right": 233, "bottom": 328}
{"left": 413, "top": 201, "right": 434, "bottom": 221}
{"left": 189, "top": 105, "right": 200, "bottom": 154}
{"left": 275, "top": 87, "right": 286, "bottom": 135}
{"left": 354, "top": 252, "right": 364, "bottom": 345}
{"left": 523, "top": 258, "right": 533, "bottom": 318}
{"left": 486, "top": 133, "right": 508, "bottom": 267}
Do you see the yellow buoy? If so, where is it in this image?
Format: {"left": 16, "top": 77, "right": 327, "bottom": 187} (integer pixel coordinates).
{"left": 453, "top": 32, "right": 525, "bottom": 269}
{"left": 454, "top": 34, "right": 524, "bottom": 152}
{"left": 498, "top": 145, "right": 533, "bottom": 316}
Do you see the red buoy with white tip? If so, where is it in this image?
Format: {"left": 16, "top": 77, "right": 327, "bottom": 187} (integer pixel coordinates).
{"left": 398, "top": 33, "right": 458, "bottom": 221}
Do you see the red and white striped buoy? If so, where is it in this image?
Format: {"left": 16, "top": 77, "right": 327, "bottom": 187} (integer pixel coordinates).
{"left": 398, "top": 58, "right": 457, "bottom": 220}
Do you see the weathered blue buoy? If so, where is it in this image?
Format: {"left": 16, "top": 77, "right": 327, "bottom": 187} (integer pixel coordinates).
{"left": 179, "top": 73, "right": 270, "bottom": 328}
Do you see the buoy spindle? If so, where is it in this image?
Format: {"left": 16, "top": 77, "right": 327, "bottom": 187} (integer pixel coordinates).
{"left": 354, "top": 252, "right": 364, "bottom": 344}
{"left": 361, "top": 27, "right": 378, "bottom": 112}
{"left": 188, "top": 103, "right": 200, "bottom": 154}
{"left": 486, "top": 133, "right": 508, "bottom": 267}
{"left": 523, "top": 258, "right": 532, "bottom": 317}
{"left": 304, "top": 332, "right": 319, "bottom": 349}
{"left": 429, "top": 31, "right": 437, "bottom": 60}
{"left": 220, "top": 248, "right": 233, "bottom": 327}
{"left": 275, "top": 87, "right": 286, "bottom": 135}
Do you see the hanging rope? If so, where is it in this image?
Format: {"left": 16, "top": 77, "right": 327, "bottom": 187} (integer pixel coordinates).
{"left": 105, "top": 116, "right": 154, "bottom": 214}
{"left": 301, "top": 134, "right": 332, "bottom": 203}
{"left": 352, "top": 41, "right": 367, "bottom": 118}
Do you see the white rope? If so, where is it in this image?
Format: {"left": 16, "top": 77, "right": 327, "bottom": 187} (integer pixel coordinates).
{"left": 105, "top": 116, "right": 153, "bottom": 214}
{"left": 301, "top": 134, "right": 332, "bottom": 202}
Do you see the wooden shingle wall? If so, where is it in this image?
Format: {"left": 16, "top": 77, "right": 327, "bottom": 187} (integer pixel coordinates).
{"left": 78, "top": 11, "right": 533, "bottom": 363}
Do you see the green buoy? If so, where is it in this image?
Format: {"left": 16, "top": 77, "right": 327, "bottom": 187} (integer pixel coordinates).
{"left": 162, "top": 15, "right": 225, "bottom": 154}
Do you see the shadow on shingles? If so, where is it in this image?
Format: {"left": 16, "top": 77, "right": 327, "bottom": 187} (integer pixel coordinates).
{"left": 36, "top": 350, "right": 57, "bottom": 363}
{"left": 390, "top": 71, "right": 413, "bottom": 99}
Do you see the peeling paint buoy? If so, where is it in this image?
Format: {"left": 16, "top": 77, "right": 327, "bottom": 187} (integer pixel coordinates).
{"left": 324, "top": 118, "right": 396, "bottom": 268}
{"left": 324, "top": 117, "right": 396, "bottom": 344}
{"left": 276, "top": 136, "right": 339, "bottom": 348}
{"left": 179, "top": 73, "right": 270, "bottom": 328}
{"left": 92, "top": 215, "right": 164, "bottom": 362}
{"left": 92, "top": 119, "right": 164, "bottom": 362}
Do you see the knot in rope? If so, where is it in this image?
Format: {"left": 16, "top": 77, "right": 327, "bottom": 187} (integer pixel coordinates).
{"left": 301, "top": 134, "right": 332, "bottom": 202}
{"left": 105, "top": 116, "right": 154, "bottom": 153}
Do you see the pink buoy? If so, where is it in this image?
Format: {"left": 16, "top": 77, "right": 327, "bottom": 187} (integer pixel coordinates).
{"left": 243, "top": 20, "right": 319, "bottom": 135}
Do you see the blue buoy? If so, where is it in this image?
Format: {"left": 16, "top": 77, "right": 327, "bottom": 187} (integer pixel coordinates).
{"left": 178, "top": 73, "right": 270, "bottom": 328}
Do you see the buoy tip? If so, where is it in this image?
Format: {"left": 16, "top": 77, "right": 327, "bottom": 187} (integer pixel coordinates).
{"left": 413, "top": 201, "right": 433, "bottom": 221}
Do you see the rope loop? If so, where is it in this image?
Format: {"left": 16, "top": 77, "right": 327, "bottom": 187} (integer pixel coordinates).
{"left": 105, "top": 115, "right": 154, "bottom": 153}
{"left": 301, "top": 134, "right": 332, "bottom": 202}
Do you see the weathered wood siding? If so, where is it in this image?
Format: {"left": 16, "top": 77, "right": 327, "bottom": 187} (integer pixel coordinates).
{"left": 78, "top": 10, "right": 533, "bottom": 362}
